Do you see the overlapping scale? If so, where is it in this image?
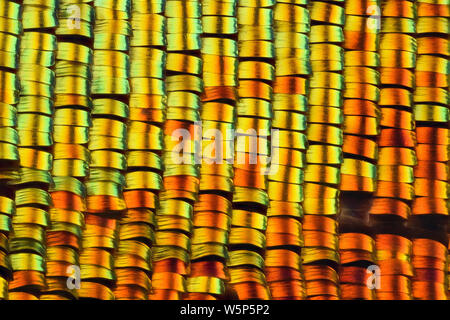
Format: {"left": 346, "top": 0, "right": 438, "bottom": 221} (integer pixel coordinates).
{"left": 302, "top": 0, "right": 345, "bottom": 300}
{"left": 411, "top": 238, "right": 447, "bottom": 300}
{"left": 367, "top": 0, "right": 419, "bottom": 300}
{"left": 184, "top": 0, "right": 237, "bottom": 300}
{"left": 149, "top": 0, "right": 202, "bottom": 300}
{"left": 0, "top": 0, "right": 447, "bottom": 302}
{"left": 0, "top": 0, "right": 21, "bottom": 300}
{"left": 448, "top": 238, "right": 450, "bottom": 298}
{"left": 226, "top": 0, "right": 275, "bottom": 301}
{"left": 374, "top": 232, "right": 414, "bottom": 299}
{"left": 113, "top": 0, "right": 165, "bottom": 301}
{"left": 338, "top": 0, "right": 380, "bottom": 300}
{"left": 409, "top": 0, "right": 449, "bottom": 300}
{"left": 7, "top": 0, "right": 57, "bottom": 299}
{"left": 78, "top": 0, "right": 131, "bottom": 300}
{"left": 263, "top": 0, "right": 310, "bottom": 301}
{"left": 40, "top": 0, "right": 95, "bottom": 301}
